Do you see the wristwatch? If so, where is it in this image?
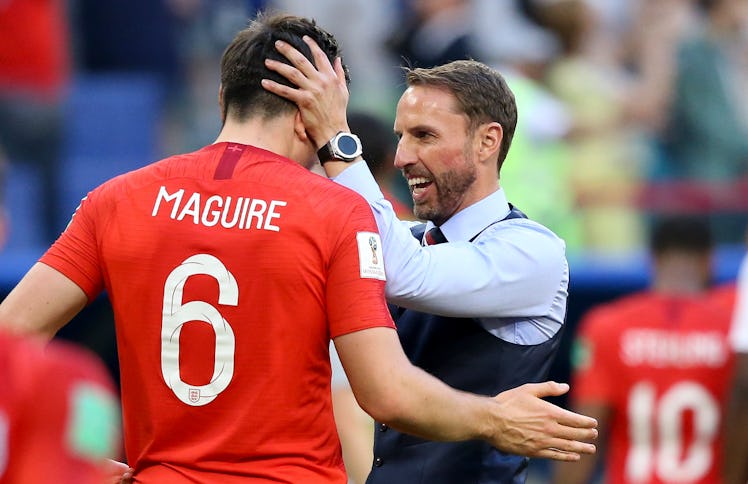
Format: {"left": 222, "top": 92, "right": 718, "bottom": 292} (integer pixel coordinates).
{"left": 317, "top": 131, "right": 363, "bottom": 163}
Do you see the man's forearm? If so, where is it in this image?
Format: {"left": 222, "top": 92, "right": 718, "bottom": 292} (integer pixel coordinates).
{"left": 380, "top": 369, "right": 598, "bottom": 460}
{"left": 372, "top": 362, "right": 496, "bottom": 443}
{"left": 336, "top": 327, "right": 597, "bottom": 461}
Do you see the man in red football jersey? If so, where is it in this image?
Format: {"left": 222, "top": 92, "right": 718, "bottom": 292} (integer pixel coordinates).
{"left": 0, "top": 12, "right": 597, "bottom": 483}
{"left": 555, "top": 216, "right": 735, "bottom": 484}
{"left": 0, "top": 330, "right": 120, "bottom": 484}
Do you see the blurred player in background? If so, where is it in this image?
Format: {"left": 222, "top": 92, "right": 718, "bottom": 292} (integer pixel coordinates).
{"left": 0, "top": 0, "right": 70, "bottom": 242}
{"left": 555, "top": 216, "right": 735, "bottom": 484}
{"left": 0, "top": 11, "right": 597, "bottom": 484}
{"left": 0, "top": 330, "right": 120, "bottom": 484}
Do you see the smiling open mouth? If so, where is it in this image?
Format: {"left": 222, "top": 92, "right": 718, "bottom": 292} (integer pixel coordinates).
{"left": 408, "top": 177, "right": 433, "bottom": 194}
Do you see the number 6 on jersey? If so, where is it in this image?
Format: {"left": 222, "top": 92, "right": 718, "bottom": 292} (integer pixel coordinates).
{"left": 161, "top": 254, "right": 238, "bottom": 406}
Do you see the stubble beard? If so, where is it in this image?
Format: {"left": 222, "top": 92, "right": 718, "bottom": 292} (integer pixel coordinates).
{"left": 413, "top": 154, "right": 477, "bottom": 225}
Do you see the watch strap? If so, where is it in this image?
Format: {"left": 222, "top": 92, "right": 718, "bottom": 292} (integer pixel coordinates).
{"left": 317, "top": 131, "right": 362, "bottom": 163}
{"left": 316, "top": 142, "right": 336, "bottom": 163}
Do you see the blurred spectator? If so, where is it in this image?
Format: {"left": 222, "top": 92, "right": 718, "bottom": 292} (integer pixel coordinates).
{"left": 74, "top": 0, "right": 208, "bottom": 157}
{"left": 348, "top": 111, "right": 413, "bottom": 220}
{"left": 555, "top": 216, "right": 735, "bottom": 484}
{"left": 724, "top": 235, "right": 748, "bottom": 484}
{"left": 536, "top": 0, "right": 647, "bottom": 253}
{"left": 662, "top": 0, "right": 748, "bottom": 181}
{"left": 657, "top": 0, "right": 748, "bottom": 242}
{"left": 622, "top": 0, "right": 699, "bottom": 133}
{"left": 75, "top": 0, "right": 187, "bottom": 88}
{"left": 473, "top": 0, "right": 559, "bottom": 70}
{"left": 499, "top": 70, "right": 582, "bottom": 252}
{"left": 0, "top": 0, "right": 71, "bottom": 243}
{"left": 385, "top": 0, "right": 477, "bottom": 70}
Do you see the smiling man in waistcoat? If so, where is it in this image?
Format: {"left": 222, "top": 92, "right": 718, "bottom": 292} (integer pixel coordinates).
{"left": 265, "top": 38, "right": 582, "bottom": 484}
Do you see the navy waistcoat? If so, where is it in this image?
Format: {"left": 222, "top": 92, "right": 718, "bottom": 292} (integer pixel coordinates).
{"left": 366, "top": 206, "right": 564, "bottom": 484}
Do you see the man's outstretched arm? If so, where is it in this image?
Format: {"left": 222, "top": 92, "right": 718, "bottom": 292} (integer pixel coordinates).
{"left": 335, "top": 327, "right": 598, "bottom": 461}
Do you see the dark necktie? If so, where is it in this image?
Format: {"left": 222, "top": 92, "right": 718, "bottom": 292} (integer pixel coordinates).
{"left": 424, "top": 226, "right": 447, "bottom": 246}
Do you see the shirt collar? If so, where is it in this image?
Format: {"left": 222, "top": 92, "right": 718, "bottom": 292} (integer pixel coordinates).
{"left": 425, "top": 188, "right": 511, "bottom": 243}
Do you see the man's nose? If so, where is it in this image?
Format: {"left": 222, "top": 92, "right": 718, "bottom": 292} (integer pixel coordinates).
{"left": 394, "top": 141, "right": 416, "bottom": 169}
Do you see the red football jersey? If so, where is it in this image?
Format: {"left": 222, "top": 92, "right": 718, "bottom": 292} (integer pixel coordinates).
{"left": 571, "top": 291, "right": 735, "bottom": 484}
{"left": 0, "top": 331, "right": 120, "bottom": 484}
{"left": 41, "top": 143, "right": 395, "bottom": 483}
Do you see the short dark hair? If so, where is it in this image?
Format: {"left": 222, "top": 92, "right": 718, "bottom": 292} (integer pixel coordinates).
{"left": 649, "top": 215, "right": 713, "bottom": 255}
{"left": 403, "top": 60, "right": 518, "bottom": 172}
{"left": 220, "top": 11, "right": 349, "bottom": 121}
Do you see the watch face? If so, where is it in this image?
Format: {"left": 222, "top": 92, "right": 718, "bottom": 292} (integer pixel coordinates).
{"left": 336, "top": 134, "right": 360, "bottom": 157}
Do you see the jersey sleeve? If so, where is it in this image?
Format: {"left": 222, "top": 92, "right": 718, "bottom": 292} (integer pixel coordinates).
{"left": 40, "top": 187, "right": 108, "bottom": 302}
{"left": 570, "top": 308, "right": 619, "bottom": 405}
{"left": 324, "top": 193, "right": 396, "bottom": 339}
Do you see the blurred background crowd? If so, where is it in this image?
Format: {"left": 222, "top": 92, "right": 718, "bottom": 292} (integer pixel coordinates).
{"left": 1, "top": 0, "right": 747, "bottom": 259}
{"left": 1, "top": 1, "right": 748, "bottom": 482}
{"left": 1, "top": 0, "right": 746, "bottom": 387}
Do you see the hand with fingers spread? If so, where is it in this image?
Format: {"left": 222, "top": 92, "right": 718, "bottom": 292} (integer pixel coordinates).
{"left": 487, "top": 382, "right": 597, "bottom": 461}
{"left": 262, "top": 36, "right": 351, "bottom": 150}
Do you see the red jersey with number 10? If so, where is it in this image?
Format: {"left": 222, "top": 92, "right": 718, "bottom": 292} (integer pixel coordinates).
{"left": 571, "top": 291, "right": 735, "bottom": 484}
{"left": 40, "top": 143, "right": 395, "bottom": 483}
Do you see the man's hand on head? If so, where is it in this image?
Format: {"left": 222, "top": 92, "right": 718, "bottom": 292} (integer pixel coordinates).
{"left": 262, "top": 36, "right": 350, "bottom": 150}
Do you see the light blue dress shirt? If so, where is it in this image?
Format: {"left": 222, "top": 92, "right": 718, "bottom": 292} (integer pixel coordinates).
{"left": 334, "top": 161, "right": 569, "bottom": 345}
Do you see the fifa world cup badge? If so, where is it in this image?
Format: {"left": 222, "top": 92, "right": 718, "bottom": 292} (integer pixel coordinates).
{"left": 369, "top": 236, "right": 378, "bottom": 264}
{"left": 356, "top": 232, "right": 385, "bottom": 280}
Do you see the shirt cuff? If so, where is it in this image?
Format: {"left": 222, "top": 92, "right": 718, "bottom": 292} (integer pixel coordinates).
{"left": 332, "top": 160, "right": 386, "bottom": 203}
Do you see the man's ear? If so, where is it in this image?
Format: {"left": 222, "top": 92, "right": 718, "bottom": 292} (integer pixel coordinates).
{"left": 476, "top": 122, "right": 503, "bottom": 163}
{"left": 294, "top": 109, "right": 312, "bottom": 145}
{"left": 218, "top": 85, "right": 226, "bottom": 123}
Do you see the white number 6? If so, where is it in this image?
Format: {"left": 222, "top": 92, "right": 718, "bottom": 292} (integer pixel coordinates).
{"left": 161, "top": 254, "right": 237, "bottom": 406}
